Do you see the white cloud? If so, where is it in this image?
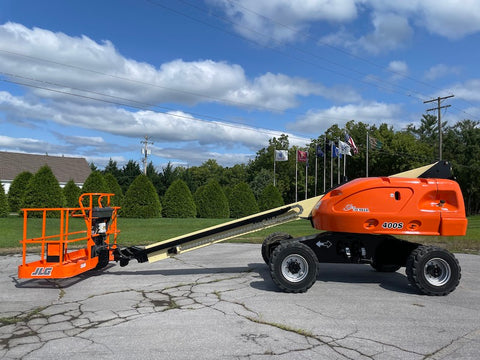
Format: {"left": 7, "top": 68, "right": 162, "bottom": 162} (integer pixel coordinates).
{"left": 208, "top": 0, "right": 358, "bottom": 44}
{"left": 0, "top": 22, "right": 320, "bottom": 112}
{"left": 290, "top": 102, "right": 403, "bottom": 133}
{"left": 365, "top": 1, "right": 480, "bottom": 40}
{"left": 423, "top": 64, "right": 461, "bottom": 81}
{"left": 356, "top": 13, "right": 413, "bottom": 54}
{"left": 440, "top": 79, "right": 480, "bottom": 103}
{"left": 414, "top": 0, "right": 480, "bottom": 39}
{"left": 0, "top": 91, "right": 310, "bottom": 151}
{"left": 387, "top": 60, "right": 409, "bottom": 81}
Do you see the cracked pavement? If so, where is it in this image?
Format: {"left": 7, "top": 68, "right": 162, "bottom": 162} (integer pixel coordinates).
{"left": 2, "top": 243, "right": 480, "bottom": 359}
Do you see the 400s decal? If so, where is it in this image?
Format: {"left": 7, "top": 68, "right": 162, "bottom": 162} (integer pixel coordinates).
{"left": 382, "top": 222, "right": 404, "bottom": 229}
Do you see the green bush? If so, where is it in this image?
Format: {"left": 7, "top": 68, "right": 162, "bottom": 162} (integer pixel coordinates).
{"left": 63, "top": 180, "right": 81, "bottom": 207}
{"left": 258, "top": 184, "right": 284, "bottom": 211}
{"left": 122, "top": 175, "right": 161, "bottom": 218}
{"left": 82, "top": 171, "right": 110, "bottom": 193}
{"left": 22, "top": 165, "right": 66, "bottom": 217}
{"left": 81, "top": 171, "right": 110, "bottom": 206}
{"left": 7, "top": 171, "right": 32, "bottom": 213}
{"left": 229, "top": 182, "right": 259, "bottom": 218}
{"left": 104, "top": 172, "right": 123, "bottom": 207}
{"left": 0, "top": 183, "right": 8, "bottom": 217}
{"left": 162, "top": 179, "right": 196, "bottom": 218}
{"left": 194, "top": 180, "right": 229, "bottom": 218}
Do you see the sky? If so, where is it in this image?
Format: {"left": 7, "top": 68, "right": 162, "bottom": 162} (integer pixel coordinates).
{"left": 0, "top": 0, "right": 479, "bottom": 170}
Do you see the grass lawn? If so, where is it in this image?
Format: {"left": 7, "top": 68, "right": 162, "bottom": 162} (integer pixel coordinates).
{"left": 1, "top": 215, "right": 479, "bottom": 255}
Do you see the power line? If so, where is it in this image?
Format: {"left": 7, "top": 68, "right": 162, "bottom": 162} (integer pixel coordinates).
{"left": 156, "top": 0, "right": 480, "bottom": 122}
{"left": 0, "top": 74, "right": 312, "bottom": 144}
{"left": 147, "top": 0, "right": 428, "bottom": 101}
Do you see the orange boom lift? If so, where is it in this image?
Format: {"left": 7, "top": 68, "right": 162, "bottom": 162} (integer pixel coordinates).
{"left": 18, "top": 161, "right": 467, "bottom": 296}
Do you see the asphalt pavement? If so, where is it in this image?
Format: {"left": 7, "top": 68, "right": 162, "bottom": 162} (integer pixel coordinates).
{"left": 1, "top": 243, "right": 480, "bottom": 359}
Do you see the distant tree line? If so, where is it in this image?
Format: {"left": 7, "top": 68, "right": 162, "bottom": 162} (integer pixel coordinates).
{"left": 1, "top": 116, "right": 479, "bottom": 217}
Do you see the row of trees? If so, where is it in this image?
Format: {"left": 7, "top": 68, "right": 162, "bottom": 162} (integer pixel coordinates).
{"left": 1, "top": 116, "right": 478, "bottom": 217}
{"left": 0, "top": 164, "right": 284, "bottom": 218}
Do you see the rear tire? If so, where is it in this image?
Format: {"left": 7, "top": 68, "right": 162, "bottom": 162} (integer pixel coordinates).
{"left": 406, "top": 246, "right": 461, "bottom": 296}
{"left": 269, "top": 241, "right": 318, "bottom": 293}
{"left": 261, "top": 232, "right": 292, "bottom": 264}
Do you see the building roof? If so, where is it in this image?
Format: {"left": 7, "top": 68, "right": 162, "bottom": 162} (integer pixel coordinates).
{"left": 0, "top": 151, "right": 91, "bottom": 183}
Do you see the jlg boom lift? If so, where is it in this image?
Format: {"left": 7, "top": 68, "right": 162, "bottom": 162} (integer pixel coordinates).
{"left": 18, "top": 161, "right": 467, "bottom": 296}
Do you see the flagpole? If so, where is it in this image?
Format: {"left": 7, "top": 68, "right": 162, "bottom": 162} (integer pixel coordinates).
{"left": 366, "top": 132, "right": 369, "bottom": 177}
{"left": 305, "top": 153, "right": 308, "bottom": 200}
{"left": 295, "top": 150, "right": 298, "bottom": 202}
{"left": 330, "top": 142, "right": 334, "bottom": 188}
{"left": 337, "top": 140, "right": 341, "bottom": 184}
{"left": 314, "top": 152, "right": 317, "bottom": 196}
{"left": 273, "top": 147, "right": 276, "bottom": 186}
{"left": 323, "top": 135, "right": 326, "bottom": 193}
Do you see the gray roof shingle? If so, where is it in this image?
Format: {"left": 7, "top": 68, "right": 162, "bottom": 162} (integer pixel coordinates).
{"left": 0, "top": 151, "right": 91, "bottom": 183}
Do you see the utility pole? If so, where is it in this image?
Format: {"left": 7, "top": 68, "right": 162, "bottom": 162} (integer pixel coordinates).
{"left": 141, "top": 135, "right": 153, "bottom": 175}
{"left": 424, "top": 95, "right": 454, "bottom": 160}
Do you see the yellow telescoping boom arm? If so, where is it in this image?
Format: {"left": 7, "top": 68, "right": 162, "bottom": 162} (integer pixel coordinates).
{"left": 114, "top": 196, "right": 322, "bottom": 266}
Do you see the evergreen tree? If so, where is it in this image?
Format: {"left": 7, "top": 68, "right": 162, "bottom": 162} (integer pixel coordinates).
{"left": 104, "top": 172, "right": 123, "bottom": 207}
{"left": 229, "top": 182, "right": 259, "bottom": 218}
{"left": 162, "top": 179, "right": 196, "bottom": 218}
{"left": 82, "top": 171, "right": 110, "bottom": 194}
{"left": 258, "top": 184, "right": 284, "bottom": 211}
{"left": 22, "top": 165, "right": 65, "bottom": 216}
{"left": 7, "top": 171, "right": 32, "bottom": 213}
{"left": 63, "top": 180, "right": 81, "bottom": 207}
{"left": 0, "top": 183, "right": 8, "bottom": 217}
{"left": 118, "top": 160, "right": 141, "bottom": 194}
{"left": 122, "top": 175, "right": 162, "bottom": 218}
{"left": 194, "top": 180, "right": 229, "bottom": 218}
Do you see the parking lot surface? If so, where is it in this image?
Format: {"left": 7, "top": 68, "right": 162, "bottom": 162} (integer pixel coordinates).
{"left": 1, "top": 243, "right": 480, "bottom": 359}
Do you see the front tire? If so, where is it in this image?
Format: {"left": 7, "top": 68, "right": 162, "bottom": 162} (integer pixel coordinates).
{"left": 261, "top": 232, "right": 292, "bottom": 264}
{"left": 406, "top": 246, "right": 461, "bottom": 296}
{"left": 269, "top": 241, "right": 318, "bottom": 293}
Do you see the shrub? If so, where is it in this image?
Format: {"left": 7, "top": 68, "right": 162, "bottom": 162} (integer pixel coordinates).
{"left": 104, "top": 172, "right": 123, "bottom": 207}
{"left": 122, "top": 175, "right": 161, "bottom": 218}
{"left": 81, "top": 171, "right": 110, "bottom": 206}
{"left": 258, "top": 184, "right": 284, "bottom": 211}
{"left": 162, "top": 179, "right": 196, "bottom": 218}
{"left": 194, "top": 180, "right": 229, "bottom": 218}
{"left": 7, "top": 171, "right": 32, "bottom": 213}
{"left": 0, "top": 183, "right": 8, "bottom": 217}
{"left": 63, "top": 180, "right": 81, "bottom": 207}
{"left": 229, "top": 182, "right": 259, "bottom": 218}
{"left": 22, "top": 165, "right": 65, "bottom": 216}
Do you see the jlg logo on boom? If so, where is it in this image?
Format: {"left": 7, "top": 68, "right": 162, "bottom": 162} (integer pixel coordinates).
{"left": 31, "top": 267, "right": 53, "bottom": 276}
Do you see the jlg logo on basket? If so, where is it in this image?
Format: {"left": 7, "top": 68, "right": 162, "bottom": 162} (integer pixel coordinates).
{"left": 31, "top": 267, "right": 53, "bottom": 276}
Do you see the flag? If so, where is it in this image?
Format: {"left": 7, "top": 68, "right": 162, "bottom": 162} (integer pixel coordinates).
{"left": 332, "top": 145, "right": 341, "bottom": 158}
{"left": 275, "top": 149, "right": 288, "bottom": 161}
{"left": 369, "top": 136, "right": 383, "bottom": 150}
{"left": 297, "top": 150, "right": 307, "bottom": 162}
{"left": 339, "top": 140, "right": 351, "bottom": 156}
{"left": 345, "top": 133, "right": 358, "bottom": 154}
{"left": 316, "top": 145, "right": 324, "bottom": 157}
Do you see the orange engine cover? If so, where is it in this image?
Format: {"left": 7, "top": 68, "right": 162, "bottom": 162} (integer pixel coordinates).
{"left": 311, "top": 177, "right": 467, "bottom": 236}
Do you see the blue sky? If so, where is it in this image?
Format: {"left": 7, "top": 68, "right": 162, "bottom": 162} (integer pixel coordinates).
{"left": 1, "top": 0, "right": 479, "bottom": 170}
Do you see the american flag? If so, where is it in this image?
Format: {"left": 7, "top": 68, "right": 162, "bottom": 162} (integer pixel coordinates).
{"left": 345, "top": 133, "right": 358, "bottom": 154}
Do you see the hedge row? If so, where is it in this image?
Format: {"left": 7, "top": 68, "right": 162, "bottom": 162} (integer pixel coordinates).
{"left": 4, "top": 165, "right": 284, "bottom": 218}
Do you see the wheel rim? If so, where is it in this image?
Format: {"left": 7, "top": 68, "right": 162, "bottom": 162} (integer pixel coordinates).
{"left": 281, "top": 254, "right": 308, "bottom": 283}
{"left": 424, "top": 258, "right": 451, "bottom": 286}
